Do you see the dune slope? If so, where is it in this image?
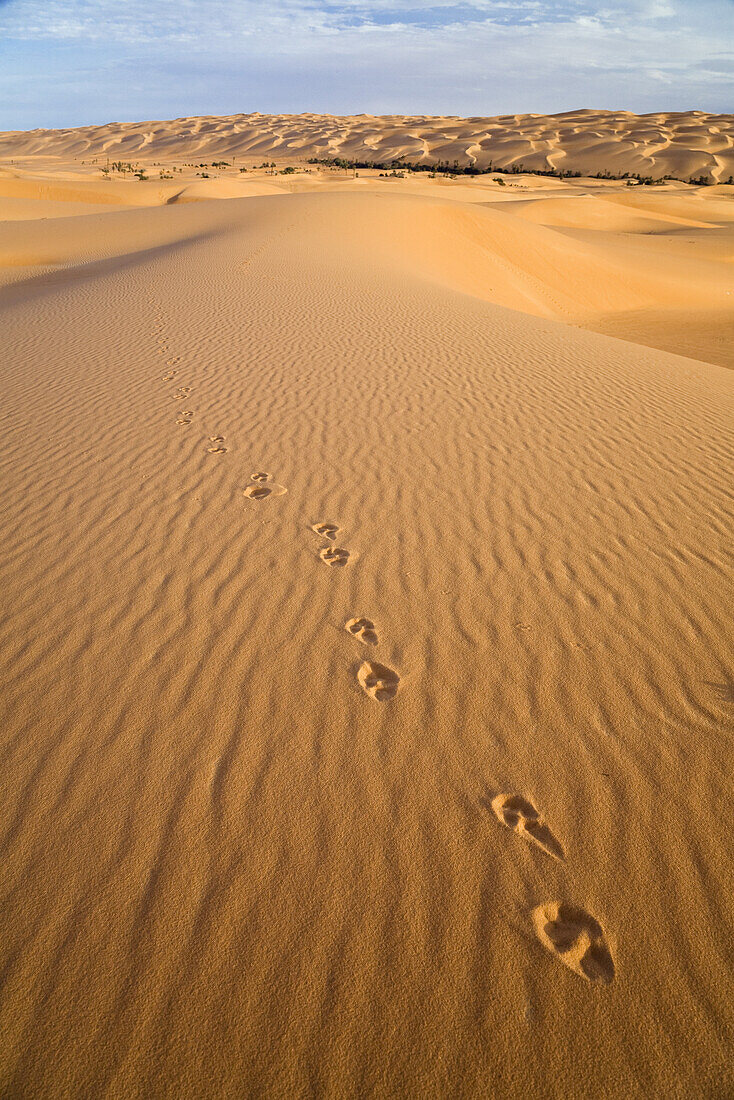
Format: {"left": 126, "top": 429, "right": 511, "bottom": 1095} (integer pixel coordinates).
{"left": 3, "top": 188, "right": 732, "bottom": 368}
{"left": 0, "top": 191, "right": 732, "bottom": 1098}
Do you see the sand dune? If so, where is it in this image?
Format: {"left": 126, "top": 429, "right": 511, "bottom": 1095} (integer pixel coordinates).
{"left": 2, "top": 178, "right": 732, "bottom": 368}
{"left": 0, "top": 131, "right": 733, "bottom": 1099}
{"left": 1, "top": 108, "right": 733, "bottom": 181}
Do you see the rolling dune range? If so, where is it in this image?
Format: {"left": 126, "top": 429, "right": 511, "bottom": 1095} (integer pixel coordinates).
{"left": 2, "top": 150, "right": 733, "bottom": 369}
{"left": 0, "top": 127, "right": 733, "bottom": 1099}
{"left": 1, "top": 108, "right": 734, "bottom": 181}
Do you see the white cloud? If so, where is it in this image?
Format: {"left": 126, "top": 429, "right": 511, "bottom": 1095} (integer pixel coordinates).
{"left": 0, "top": 0, "right": 718, "bottom": 42}
{"left": 1, "top": 0, "right": 732, "bottom": 126}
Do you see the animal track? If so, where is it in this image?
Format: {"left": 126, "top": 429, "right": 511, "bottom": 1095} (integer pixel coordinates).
{"left": 163, "top": 371, "right": 177, "bottom": 381}
{"left": 243, "top": 480, "right": 287, "bottom": 500}
{"left": 207, "top": 436, "right": 227, "bottom": 454}
{"left": 176, "top": 411, "right": 193, "bottom": 425}
{"left": 319, "top": 546, "right": 350, "bottom": 567}
{"left": 357, "top": 661, "right": 400, "bottom": 701}
{"left": 173, "top": 387, "right": 191, "bottom": 399}
{"left": 345, "top": 617, "right": 378, "bottom": 645}
{"left": 491, "top": 794, "right": 565, "bottom": 860}
{"left": 312, "top": 522, "right": 339, "bottom": 541}
{"left": 533, "top": 903, "right": 615, "bottom": 984}
{"left": 251, "top": 472, "right": 270, "bottom": 483}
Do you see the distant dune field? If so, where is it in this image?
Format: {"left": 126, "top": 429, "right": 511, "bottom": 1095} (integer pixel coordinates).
{"left": 1, "top": 108, "right": 733, "bottom": 181}
{"left": 0, "top": 116, "right": 732, "bottom": 1099}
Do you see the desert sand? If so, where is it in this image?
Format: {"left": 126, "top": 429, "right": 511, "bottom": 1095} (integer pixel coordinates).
{"left": 2, "top": 108, "right": 734, "bottom": 181}
{"left": 0, "top": 114, "right": 732, "bottom": 1098}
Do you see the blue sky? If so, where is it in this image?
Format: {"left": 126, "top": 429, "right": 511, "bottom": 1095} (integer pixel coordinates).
{"left": 0, "top": 0, "right": 732, "bottom": 130}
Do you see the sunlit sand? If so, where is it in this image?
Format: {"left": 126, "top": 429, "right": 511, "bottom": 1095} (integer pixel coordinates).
{"left": 1, "top": 111, "right": 732, "bottom": 1098}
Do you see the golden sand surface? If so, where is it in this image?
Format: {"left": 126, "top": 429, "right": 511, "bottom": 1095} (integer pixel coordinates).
{"left": 0, "top": 120, "right": 733, "bottom": 1098}
{"left": 1, "top": 108, "right": 733, "bottom": 181}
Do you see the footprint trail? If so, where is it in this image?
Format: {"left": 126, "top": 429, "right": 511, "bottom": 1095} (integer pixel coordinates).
{"left": 345, "top": 617, "right": 378, "bottom": 645}
{"left": 244, "top": 473, "right": 287, "bottom": 500}
{"left": 533, "top": 902, "right": 615, "bottom": 984}
{"left": 491, "top": 794, "right": 565, "bottom": 860}
{"left": 357, "top": 660, "right": 400, "bottom": 701}
{"left": 312, "top": 522, "right": 339, "bottom": 541}
{"left": 320, "top": 546, "right": 350, "bottom": 567}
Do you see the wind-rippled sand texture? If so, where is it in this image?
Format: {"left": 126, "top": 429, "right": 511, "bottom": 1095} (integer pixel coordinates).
{"left": 0, "top": 190, "right": 733, "bottom": 1098}
{"left": 1, "top": 107, "right": 733, "bottom": 181}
